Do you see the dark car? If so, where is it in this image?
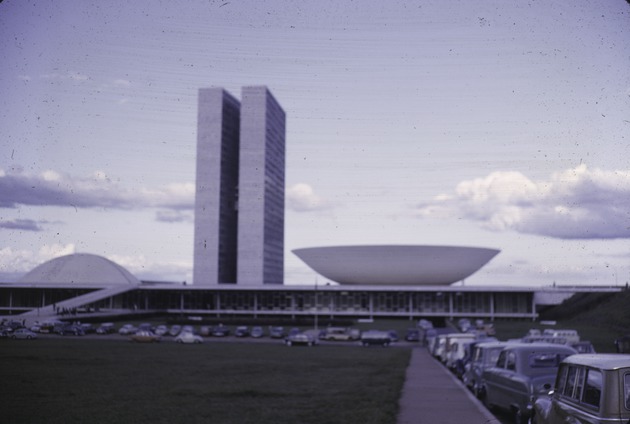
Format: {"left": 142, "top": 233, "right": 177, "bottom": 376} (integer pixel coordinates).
{"left": 235, "top": 326, "right": 250, "bottom": 337}
{"left": 360, "top": 330, "right": 392, "bottom": 347}
{"left": 481, "top": 343, "right": 576, "bottom": 424}
{"left": 285, "top": 331, "right": 318, "bottom": 347}
{"left": 211, "top": 325, "right": 230, "bottom": 337}
{"left": 55, "top": 324, "right": 85, "bottom": 336}
{"left": 405, "top": 328, "right": 420, "bottom": 342}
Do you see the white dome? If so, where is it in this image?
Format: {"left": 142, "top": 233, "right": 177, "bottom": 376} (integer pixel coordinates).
{"left": 19, "top": 253, "right": 140, "bottom": 286}
{"left": 292, "top": 245, "right": 500, "bottom": 285}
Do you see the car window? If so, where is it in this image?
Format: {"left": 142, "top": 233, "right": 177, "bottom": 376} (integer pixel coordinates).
{"left": 497, "top": 351, "right": 507, "bottom": 368}
{"left": 487, "top": 348, "right": 503, "bottom": 366}
{"left": 564, "top": 366, "right": 578, "bottom": 397}
{"left": 625, "top": 373, "right": 630, "bottom": 410}
{"left": 506, "top": 351, "right": 517, "bottom": 371}
{"left": 556, "top": 364, "right": 569, "bottom": 392}
{"left": 582, "top": 369, "right": 602, "bottom": 408}
{"left": 574, "top": 367, "right": 585, "bottom": 402}
{"left": 530, "top": 352, "right": 566, "bottom": 368}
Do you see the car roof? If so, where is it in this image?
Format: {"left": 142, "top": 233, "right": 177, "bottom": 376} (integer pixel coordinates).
{"left": 562, "top": 354, "right": 630, "bottom": 370}
{"left": 503, "top": 343, "right": 577, "bottom": 353}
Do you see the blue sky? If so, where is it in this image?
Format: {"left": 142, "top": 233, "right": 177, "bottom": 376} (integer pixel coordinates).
{"left": 1, "top": 0, "right": 629, "bottom": 286}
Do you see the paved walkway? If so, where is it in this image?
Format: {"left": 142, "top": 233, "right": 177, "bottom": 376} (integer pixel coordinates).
{"left": 398, "top": 348, "right": 500, "bottom": 424}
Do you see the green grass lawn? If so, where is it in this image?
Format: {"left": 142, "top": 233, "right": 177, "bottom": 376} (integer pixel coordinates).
{"left": 1, "top": 338, "right": 410, "bottom": 424}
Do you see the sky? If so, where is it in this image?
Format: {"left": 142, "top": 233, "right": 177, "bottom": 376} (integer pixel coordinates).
{"left": 1, "top": 0, "right": 629, "bottom": 287}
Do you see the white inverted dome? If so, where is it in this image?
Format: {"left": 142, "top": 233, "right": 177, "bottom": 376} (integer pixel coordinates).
{"left": 19, "top": 253, "right": 140, "bottom": 286}
{"left": 292, "top": 245, "right": 500, "bottom": 285}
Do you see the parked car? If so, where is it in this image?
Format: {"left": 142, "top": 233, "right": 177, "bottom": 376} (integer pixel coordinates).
{"left": 130, "top": 330, "right": 161, "bottom": 343}
{"left": 96, "top": 322, "right": 116, "bottom": 334}
{"left": 360, "top": 330, "right": 392, "bottom": 347}
{"left": 445, "top": 338, "right": 476, "bottom": 371}
{"left": 175, "top": 332, "right": 204, "bottom": 344}
{"left": 11, "top": 328, "right": 38, "bottom": 340}
{"left": 250, "top": 326, "right": 264, "bottom": 338}
{"left": 533, "top": 354, "right": 630, "bottom": 424}
{"left": 168, "top": 325, "right": 182, "bottom": 336}
{"left": 439, "top": 333, "right": 476, "bottom": 364}
{"left": 481, "top": 343, "right": 577, "bottom": 424}
{"left": 56, "top": 324, "right": 85, "bottom": 336}
{"left": 235, "top": 326, "right": 250, "bottom": 337}
{"left": 80, "top": 323, "right": 95, "bottom": 334}
{"left": 321, "top": 327, "right": 360, "bottom": 341}
{"left": 541, "top": 329, "right": 580, "bottom": 344}
{"left": 211, "top": 325, "right": 230, "bottom": 337}
{"left": 285, "top": 331, "right": 318, "bottom": 347}
{"left": 463, "top": 341, "right": 511, "bottom": 398}
{"left": 154, "top": 325, "right": 169, "bottom": 336}
{"left": 138, "top": 323, "right": 154, "bottom": 332}
{"left": 571, "top": 341, "right": 596, "bottom": 354}
{"left": 118, "top": 324, "right": 138, "bottom": 335}
{"left": 269, "top": 326, "right": 285, "bottom": 339}
{"left": 405, "top": 328, "right": 421, "bottom": 342}
{"left": 199, "top": 325, "right": 211, "bottom": 336}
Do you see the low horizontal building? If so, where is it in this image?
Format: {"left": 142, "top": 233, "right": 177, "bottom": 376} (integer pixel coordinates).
{"left": 0, "top": 254, "right": 621, "bottom": 324}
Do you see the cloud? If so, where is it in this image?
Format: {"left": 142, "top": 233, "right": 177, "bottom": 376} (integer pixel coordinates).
{"left": 416, "top": 164, "right": 630, "bottom": 239}
{"left": 0, "top": 168, "right": 194, "bottom": 211}
{"left": 0, "top": 219, "right": 44, "bottom": 232}
{"left": 155, "top": 210, "right": 193, "bottom": 223}
{"left": 0, "top": 244, "right": 76, "bottom": 281}
{"left": 287, "top": 183, "right": 333, "bottom": 212}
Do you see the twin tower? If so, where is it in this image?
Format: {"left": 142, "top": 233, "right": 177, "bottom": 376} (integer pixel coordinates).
{"left": 193, "top": 86, "right": 286, "bottom": 285}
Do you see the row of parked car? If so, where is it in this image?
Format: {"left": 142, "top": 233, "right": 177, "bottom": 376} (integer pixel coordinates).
{"left": 427, "top": 326, "right": 630, "bottom": 424}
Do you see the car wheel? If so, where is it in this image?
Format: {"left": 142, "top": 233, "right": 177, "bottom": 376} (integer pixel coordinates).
{"left": 286, "top": 340, "right": 292, "bottom": 346}
{"left": 472, "top": 382, "right": 482, "bottom": 399}
{"left": 26, "top": 335, "right": 32, "bottom": 340}
{"left": 514, "top": 408, "right": 529, "bottom": 424}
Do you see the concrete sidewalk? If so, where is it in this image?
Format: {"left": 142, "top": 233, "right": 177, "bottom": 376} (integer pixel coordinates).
{"left": 397, "top": 348, "right": 500, "bottom": 424}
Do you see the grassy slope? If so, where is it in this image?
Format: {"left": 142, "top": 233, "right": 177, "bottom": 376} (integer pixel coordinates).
{"left": 492, "top": 289, "right": 630, "bottom": 353}
{"left": 1, "top": 339, "right": 410, "bottom": 424}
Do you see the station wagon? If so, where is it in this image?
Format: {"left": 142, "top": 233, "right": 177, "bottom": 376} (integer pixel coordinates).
{"left": 482, "top": 343, "right": 576, "bottom": 424}
{"left": 533, "top": 354, "right": 630, "bottom": 424}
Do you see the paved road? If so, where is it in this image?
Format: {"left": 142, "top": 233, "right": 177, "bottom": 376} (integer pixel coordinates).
{"left": 398, "top": 348, "right": 500, "bottom": 424}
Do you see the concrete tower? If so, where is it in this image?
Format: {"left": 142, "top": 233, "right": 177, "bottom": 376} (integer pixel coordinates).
{"left": 237, "top": 86, "right": 286, "bottom": 285}
{"left": 193, "top": 88, "right": 241, "bottom": 285}
{"left": 193, "top": 86, "right": 285, "bottom": 285}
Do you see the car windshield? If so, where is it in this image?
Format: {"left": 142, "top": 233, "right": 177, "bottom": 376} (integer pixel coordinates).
{"left": 484, "top": 348, "right": 504, "bottom": 366}
{"left": 529, "top": 352, "right": 568, "bottom": 368}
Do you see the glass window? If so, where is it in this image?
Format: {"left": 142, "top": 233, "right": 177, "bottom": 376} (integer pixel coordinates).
{"left": 556, "top": 364, "right": 569, "bottom": 393}
{"left": 582, "top": 369, "right": 602, "bottom": 408}
{"left": 564, "top": 366, "right": 578, "bottom": 397}
{"left": 530, "top": 352, "right": 564, "bottom": 368}
{"left": 574, "top": 367, "right": 585, "bottom": 401}
{"left": 507, "top": 351, "right": 517, "bottom": 371}
{"left": 497, "top": 351, "right": 507, "bottom": 368}
{"left": 624, "top": 373, "right": 630, "bottom": 410}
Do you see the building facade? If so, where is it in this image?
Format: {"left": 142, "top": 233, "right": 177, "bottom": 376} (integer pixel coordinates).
{"left": 193, "top": 86, "right": 285, "bottom": 285}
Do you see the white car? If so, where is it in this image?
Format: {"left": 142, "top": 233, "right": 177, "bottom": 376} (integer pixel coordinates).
{"left": 175, "top": 332, "right": 204, "bottom": 344}
{"left": 118, "top": 324, "right": 137, "bottom": 335}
